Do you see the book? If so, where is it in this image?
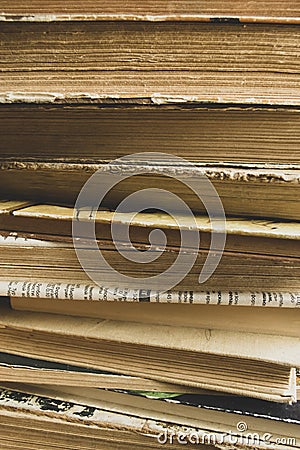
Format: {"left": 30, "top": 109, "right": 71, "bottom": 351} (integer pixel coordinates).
{"left": 0, "top": 384, "right": 299, "bottom": 449}
{"left": 1, "top": 19, "right": 300, "bottom": 105}
{"left": 0, "top": 214, "right": 299, "bottom": 293}
{"left": 7, "top": 291, "right": 300, "bottom": 337}
{"left": 1, "top": 13, "right": 299, "bottom": 222}
{"left": 2, "top": 107, "right": 300, "bottom": 165}
{"left": 0, "top": 5, "right": 299, "bottom": 447}
{"left": 0, "top": 232, "right": 299, "bottom": 291}
{"left": 0, "top": 201, "right": 299, "bottom": 291}
{"left": 0, "top": 301, "right": 297, "bottom": 403}
{"left": 0, "top": 164, "right": 299, "bottom": 221}
{"left": 1, "top": 201, "right": 300, "bottom": 258}
{"left": 0, "top": 352, "right": 200, "bottom": 393}
{"left": 0, "top": 387, "right": 210, "bottom": 450}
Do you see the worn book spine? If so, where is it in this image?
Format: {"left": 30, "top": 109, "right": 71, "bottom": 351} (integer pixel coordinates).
{"left": 2, "top": 280, "right": 300, "bottom": 307}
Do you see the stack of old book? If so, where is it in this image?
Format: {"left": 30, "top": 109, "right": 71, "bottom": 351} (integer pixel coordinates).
{"left": 0, "top": 1, "right": 299, "bottom": 449}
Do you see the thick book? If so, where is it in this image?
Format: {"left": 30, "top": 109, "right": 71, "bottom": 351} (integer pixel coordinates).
{"left": 0, "top": 384, "right": 299, "bottom": 449}
{"left": 1, "top": 106, "right": 300, "bottom": 165}
{"left": 0, "top": 231, "right": 300, "bottom": 293}
{"left": 0, "top": 165, "right": 299, "bottom": 220}
{"left": 7, "top": 292, "right": 300, "bottom": 337}
{"left": 1, "top": 18, "right": 300, "bottom": 105}
{"left": 0, "top": 387, "right": 208, "bottom": 450}
{"left": 0, "top": 201, "right": 299, "bottom": 291}
{"left": 0, "top": 233, "right": 299, "bottom": 290}
{"left": 0, "top": 302, "right": 297, "bottom": 403}
{"left": 0, "top": 201, "right": 299, "bottom": 258}
{"left": 0, "top": 352, "right": 200, "bottom": 393}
